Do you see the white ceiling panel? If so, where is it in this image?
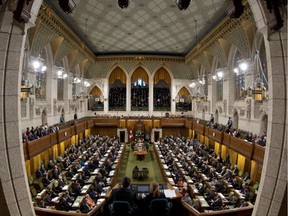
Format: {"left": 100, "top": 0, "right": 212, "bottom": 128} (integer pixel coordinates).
{"left": 48, "top": 0, "right": 227, "bottom": 55}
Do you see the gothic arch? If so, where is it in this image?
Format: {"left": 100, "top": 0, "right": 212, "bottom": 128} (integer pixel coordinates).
{"left": 151, "top": 64, "right": 174, "bottom": 81}
{"left": 106, "top": 64, "right": 128, "bottom": 83}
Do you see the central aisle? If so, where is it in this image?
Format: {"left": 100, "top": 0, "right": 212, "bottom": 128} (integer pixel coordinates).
{"left": 117, "top": 143, "right": 165, "bottom": 183}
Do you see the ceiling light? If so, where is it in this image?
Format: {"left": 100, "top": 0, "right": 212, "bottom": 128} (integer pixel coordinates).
{"left": 233, "top": 68, "right": 239, "bottom": 74}
{"left": 175, "top": 0, "right": 192, "bottom": 10}
{"left": 32, "top": 60, "right": 41, "bottom": 70}
{"left": 117, "top": 0, "right": 130, "bottom": 9}
{"left": 189, "top": 82, "right": 196, "bottom": 88}
{"left": 41, "top": 65, "right": 47, "bottom": 72}
{"left": 217, "top": 71, "right": 223, "bottom": 78}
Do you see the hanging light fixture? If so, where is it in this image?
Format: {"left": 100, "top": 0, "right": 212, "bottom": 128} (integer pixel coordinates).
{"left": 213, "top": 69, "right": 224, "bottom": 81}
{"left": 117, "top": 0, "right": 130, "bottom": 9}
{"left": 175, "top": 0, "right": 192, "bottom": 10}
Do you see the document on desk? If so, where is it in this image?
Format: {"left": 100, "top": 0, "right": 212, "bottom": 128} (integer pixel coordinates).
{"left": 164, "top": 189, "right": 176, "bottom": 198}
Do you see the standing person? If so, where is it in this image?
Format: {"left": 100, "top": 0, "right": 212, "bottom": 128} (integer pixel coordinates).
{"left": 210, "top": 114, "right": 214, "bottom": 124}
{"left": 226, "top": 117, "right": 233, "bottom": 130}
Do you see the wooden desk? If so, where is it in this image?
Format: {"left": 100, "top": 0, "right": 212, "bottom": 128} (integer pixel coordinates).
{"left": 133, "top": 150, "right": 148, "bottom": 161}
{"left": 196, "top": 195, "right": 210, "bottom": 210}
{"left": 72, "top": 196, "right": 84, "bottom": 209}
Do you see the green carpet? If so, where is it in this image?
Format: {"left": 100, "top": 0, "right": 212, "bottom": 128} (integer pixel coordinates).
{"left": 117, "top": 144, "right": 165, "bottom": 184}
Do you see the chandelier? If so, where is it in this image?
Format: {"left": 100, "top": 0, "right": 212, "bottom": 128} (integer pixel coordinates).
{"left": 175, "top": 0, "right": 192, "bottom": 10}
{"left": 117, "top": 0, "right": 130, "bottom": 9}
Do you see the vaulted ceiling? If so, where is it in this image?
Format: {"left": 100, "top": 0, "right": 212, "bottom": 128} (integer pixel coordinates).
{"left": 47, "top": 0, "right": 228, "bottom": 56}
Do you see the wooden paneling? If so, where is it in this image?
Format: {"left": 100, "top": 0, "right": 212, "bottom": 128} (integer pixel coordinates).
{"left": 161, "top": 118, "right": 185, "bottom": 127}
{"left": 95, "top": 118, "right": 119, "bottom": 127}
{"left": 58, "top": 127, "right": 74, "bottom": 143}
{"left": 223, "top": 133, "right": 230, "bottom": 147}
{"left": 153, "top": 119, "right": 160, "bottom": 128}
{"left": 23, "top": 142, "right": 28, "bottom": 160}
{"left": 185, "top": 119, "right": 193, "bottom": 129}
{"left": 193, "top": 122, "right": 205, "bottom": 135}
{"left": 50, "top": 133, "right": 58, "bottom": 145}
{"left": 75, "top": 121, "right": 87, "bottom": 134}
{"left": 28, "top": 135, "right": 51, "bottom": 158}
{"left": 230, "top": 136, "right": 253, "bottom": 159}
{"left": 253, "top": 144, "right": 265, "bottom": 163}
{"left": 207, "top": 128, "right": 223, "bottom": 143}
{"left": 91, "top": 127, "right": 117, "bottom": 137}
{"left": 87, "top": 119, "right": 95, "bottom": 128}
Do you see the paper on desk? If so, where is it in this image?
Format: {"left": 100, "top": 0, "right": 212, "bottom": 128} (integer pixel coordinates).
{"left": 164, "top": 189, "right": 176, "bottom": 198}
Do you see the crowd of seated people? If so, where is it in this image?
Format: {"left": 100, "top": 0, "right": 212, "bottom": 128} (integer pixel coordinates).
{"left": 131, "top": 88, "right": 148, "bottom": 110}
{"left": 205, "top": 116, "right": 266, "bottom": 147}
{"left": 109, "top": 87, "right": 126, "bottom": 110}
{"left": 31, "top": 135, "right": 123, "bottom": 213}
{"left": 155, "top": 136, "right": 256, "bottom": 212}
{"left": 153, "top": 88, "right": 171, "bottom": 110}
{"left": 22, "top": 124, "right": 59, "bottom": 142}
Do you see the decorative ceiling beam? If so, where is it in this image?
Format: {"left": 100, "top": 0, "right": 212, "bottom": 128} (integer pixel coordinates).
{"left": 51, "top": 37, "right": 64, "bottom": 61}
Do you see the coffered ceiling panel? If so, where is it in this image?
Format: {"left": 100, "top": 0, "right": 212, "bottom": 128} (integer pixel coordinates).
{"left": 47, "top": 0, "right": 227, "bottom": 56}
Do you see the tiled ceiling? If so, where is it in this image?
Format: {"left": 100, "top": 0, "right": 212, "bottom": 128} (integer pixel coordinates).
{"left": 48, "top": 0, "right": 227, "bottom": 56}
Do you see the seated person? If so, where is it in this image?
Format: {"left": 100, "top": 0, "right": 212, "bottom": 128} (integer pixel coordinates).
{"left": 80, "top": 197, "right": 92, "bottom": 213}
{"left": 47, "top": 160, "right": 55, "bottom": 170}
{"left": 42, "top": 173, "right": 51, "bottom": 187}
{"left": 89, "top": 186, "right": 99, "bottom": 201}
{"left": 243, "top": 171, "right": 250, "bottom": 181}
{"left": 59, "top": 194, "right": 72, "bottom": 211}
{"left": 144, "top": 181, "right": 166, "bottom": 206}
{"left": 52, "top": 166, "right": 60, "bottom": 179}
{"left": 71, "top": 182, "right": 81, "bottom": 196}
{"left": 238, "top": 199, "right": 248, "bottom": 208}
{"left": 36, "top": 167, "right": 43, "bottom": 178}
{"left": 210, "top": 195, "right": 223, "bottom": 210}
{"left": 85, "top": 194, "right": 96, "bottom": 208}
{"left": 227, "top": 191, "right": 238, "bottom": 204}
{"left": 53, "top": 180, "right": 62, "bottom": 194}
{"left": 181, "top": 188, "right": 193, "bottom": 206}
{"left": 38, "top": 200, "right": 46, "bottom": 208}
{"left": 109, "top": 176, "right": 136, "bottom": 208}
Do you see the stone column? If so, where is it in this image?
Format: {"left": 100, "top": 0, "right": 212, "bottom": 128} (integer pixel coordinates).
{"left": 0, "top": 1, "right": 42, "bottom": 215}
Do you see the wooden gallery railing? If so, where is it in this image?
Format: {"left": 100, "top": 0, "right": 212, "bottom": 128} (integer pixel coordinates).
{"left": 190, "top": 121, "right": 265, "bottom": 164}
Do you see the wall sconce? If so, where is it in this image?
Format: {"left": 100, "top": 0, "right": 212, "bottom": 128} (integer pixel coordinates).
{"left": 234, "top": 59, "right": 249, "bottom": 75}
{"left": 212, "top": 70, "right": 224, "bottom": 81}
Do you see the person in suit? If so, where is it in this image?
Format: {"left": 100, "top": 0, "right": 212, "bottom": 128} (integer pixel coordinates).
{"left": 210, "top": 114, "right": 214, "bottom": 124}
{"left": 233, "top": 165, "right": 239, "bottom": 175}
{"left": 59, "top": 194, "right": 71, "bottom": 211}
{"left": 243, "top": 171, "right": 250, "bottom": 181}
{"left": 36, "top": 168, "right": 43, "bottom": 178}
{"left": 211, "top": 195, "right": 223, "bottom": 210}
{"left": 80, "top": 198, "right": 91, "bottom": 213}
{"left": 109, "top": 176, "right": 136, "bottom": 207}
{"left": 226, "top": 117, "right": 233, "bottom": 130}
{"left": 42, "top": 173, "right": 51, "bottom": 187}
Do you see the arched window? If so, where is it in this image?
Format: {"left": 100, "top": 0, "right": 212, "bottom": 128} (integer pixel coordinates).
{"left": 215, "top": 62, "right": 223, "bottom": 102}
{"left": 56, "top": 61, "right": 66, "bottom": 101}
{"left": 34, "top": 50, "right": 47, "bottom": 100}
{"left": 234, "top": 50, "right": 245, "bottom": 101}
{"left": 259, "top": 40, "right": 268, "bottom": 91}
{"left": 131, "top": 67, "right": 149, "bottom": 111}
